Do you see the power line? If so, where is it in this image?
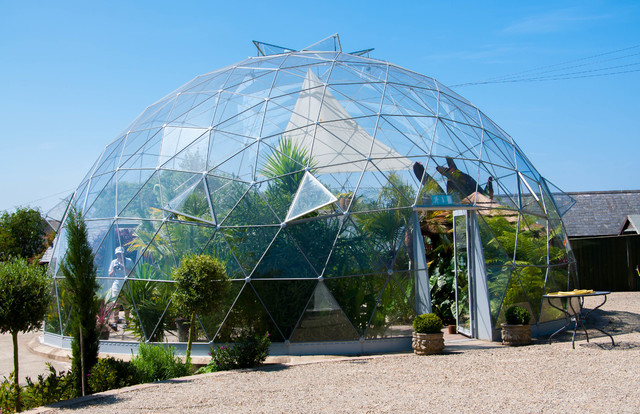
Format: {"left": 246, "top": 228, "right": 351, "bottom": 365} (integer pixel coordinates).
{"left": 451, "top": 44, "right": 640, "bottom": 88}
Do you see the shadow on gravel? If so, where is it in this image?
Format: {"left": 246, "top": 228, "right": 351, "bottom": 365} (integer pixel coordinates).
{"left": 545, "top": 307, "right": 640, "bottom": 347}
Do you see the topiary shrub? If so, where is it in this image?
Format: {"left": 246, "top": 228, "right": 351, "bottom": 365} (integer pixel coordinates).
{"left": 505, "top": 305, "right": 531, "bottom": 325}
{"left": 412, "top": 313, "right": 443, "bottom": 334}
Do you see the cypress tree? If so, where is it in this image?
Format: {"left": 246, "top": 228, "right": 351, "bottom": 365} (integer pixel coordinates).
{"left": 60, "top": 208, "right": 99, "bottom": 395}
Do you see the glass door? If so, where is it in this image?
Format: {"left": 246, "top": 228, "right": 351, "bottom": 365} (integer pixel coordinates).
{"left": 453, "top": 211, "right": 472, "bottom": 336}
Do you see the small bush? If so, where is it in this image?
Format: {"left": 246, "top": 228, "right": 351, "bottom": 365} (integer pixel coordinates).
{"left": 1, "top": 365, "right": 76, "bottom": 413}
{"left": 130, "top": 344, "right": 191, "bottom": 383}
{"left": 88, "top": 357, "right": 140, "bottom": 393}
{"left": 413, "top": 313, "right": 443, "bottom": 334}
{"left": 197, "top": 330, "right": 271, "bottom": 374}
{"left": 505, "top": 305, "right": 531, "bottom": 325}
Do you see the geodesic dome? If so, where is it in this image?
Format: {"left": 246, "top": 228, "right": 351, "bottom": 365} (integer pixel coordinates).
{"left": 45, "top": 36, "right": 577, "bottom": 353}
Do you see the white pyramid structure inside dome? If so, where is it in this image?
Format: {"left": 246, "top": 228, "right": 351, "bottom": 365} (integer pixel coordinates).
{"left": 45, "top": 34, "right": 577, "bottom": 355}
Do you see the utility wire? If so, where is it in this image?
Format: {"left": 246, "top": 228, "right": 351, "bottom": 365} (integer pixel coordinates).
{"left": 451, "top": 44, "right": 640, "bottom": 87}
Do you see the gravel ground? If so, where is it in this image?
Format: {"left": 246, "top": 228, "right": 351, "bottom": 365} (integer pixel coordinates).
{"left": 41, "top": 292, "right": 640, "bottom": 414}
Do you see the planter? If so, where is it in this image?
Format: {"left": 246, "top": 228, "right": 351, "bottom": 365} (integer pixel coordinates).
{"left": 412, "top": 332, "right": 445, "bottom": 355}
{"left": 99, "top": 328, "right": 110, "bottom": 340}
{"left": 501, "top": 324, "right": 531, "bottom": 346}
{"left": 447, "top": 325, "right": 457, "bottom": 334}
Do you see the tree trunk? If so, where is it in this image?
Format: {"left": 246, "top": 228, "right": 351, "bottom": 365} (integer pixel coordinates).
{"left": 185, "top": 311, "right": 196, "bottom": 362}
{"left": 12, "top": 331, "right": 21, "bottom": 412}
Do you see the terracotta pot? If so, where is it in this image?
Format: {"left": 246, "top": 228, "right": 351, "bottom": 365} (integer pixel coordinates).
{"left": 447, "top": 325, "right": 457, "bottom": 334}
{"left": 412, "top": 332, "right": 445, "bottom": 355}
{"left": 501, "top": 324, "right": 531, "bottom": 346}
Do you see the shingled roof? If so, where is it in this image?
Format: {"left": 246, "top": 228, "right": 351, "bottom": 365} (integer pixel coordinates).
{"left": 561, "top": 190, "right": 640, "bottom": 238}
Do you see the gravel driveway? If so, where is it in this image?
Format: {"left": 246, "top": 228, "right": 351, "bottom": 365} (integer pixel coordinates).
{"left": 37, "top": 292, "right": 640, "bottom": 413}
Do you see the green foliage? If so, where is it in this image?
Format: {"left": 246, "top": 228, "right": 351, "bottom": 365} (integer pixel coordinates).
{"left": 59, "top": 207, "right": 100, "bottom": 394}
{"left": 122, "top": 264, "right": 174, "bottom": 342}
{"left": 0, "top": 365, "right": 76, "bottom": 413}
{"left": 0, "top": 256, "right": 51, "bottom": 412}
{"left": 0, "top": 207, "right": 47, "bottom": 262}
{"left": 505, "top": 305, "right": 531, "bottom": 325}
{"left": 172, "top": 255, "right": 230, "bottom": 316}
{"left": 130, "top": 344, "right": 191, "bottom": 383}
{"left": 88, "top": 358, "right": 140, "bottom": 393}
{"left": 262, "top": 136, "right": 316, "bottom": 196}
{"left": 413, "top": 313, "right": 443, "bottom": 334}
{"left": 172, "top": 254, "right": 230, "bottom": 359}
{"left": 0, "top": 257, "right": 51, "bottom": 336}
{"left": 197, "top": 330, "right": 271, "bottom": 374}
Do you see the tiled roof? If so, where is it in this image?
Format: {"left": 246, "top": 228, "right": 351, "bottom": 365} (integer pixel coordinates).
{"left": 562, "top": 190, "right": 640, "bottom": 237}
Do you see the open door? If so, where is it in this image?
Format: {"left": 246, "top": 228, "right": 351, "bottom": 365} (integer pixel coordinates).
{"left": 453, "top": 210, "right": 472, "bottom": 336}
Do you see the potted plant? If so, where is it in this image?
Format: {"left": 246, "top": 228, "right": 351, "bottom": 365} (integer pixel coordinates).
{"left": 501, "top": 305, "right": 531, "bottom": 346}
{"left": 96, "top": 298, "right": 115, "bottom": 340}
{"left": 412, "top": 313, "right": 445, "bottom": 355}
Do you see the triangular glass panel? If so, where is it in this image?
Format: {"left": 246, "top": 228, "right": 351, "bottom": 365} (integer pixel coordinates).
{"left": 161, "top": 131, "right": 210, "bottom": 173}
{"left": 213, "top": 100, "right": 267, "bottom": 139}
{"left": 198, "top": 280, "right": 245, "bottom": 341}
{"left": 92, "top": 138, "right": 126, "bottom": 177}
{"left": 476, "top": 215, "right": 513, "bottom": 267}
{"left": 325, "top": 274, "right": 387, "bottom": 336}
{"left": 252, "top": 229, "right": 317, "bottom": 279}
{"left": 350, "top": 162, "right": 415, "bottom": 213}
{"left": 252, "top": 280, "right": 317, "bottom": 340}
{"left": 132, "top": 223, "right": 177, "bottom": 281}
{"left": 158, "top": 126, "right": 208, "bottom": 167}
{"left": 122, "top": 279, "right": 175, "bottom": 342}
{"left": 119, "top": 129, "right": 163, "bottom": 167}
{"left": 84, "top": 173, "right": 117, "bottom": 220}
{"left": 351, "top": 209, "right": 411, "bottom": 269}
{"left": 44, "top": 280, "right": 62, "bottom": 335}
{"left": 499, "top": 268, "right": 542, "bottom": 326}
{"left": 164, "top": 221, "right": 216, "bottom": 262}
{"left": 253, "top": 40, "right": 296, "bottom": 56}
{"left": 215, "top": 282, "right": 284, "bottom": 342}
{"left": 301, "top": 34, "right": 341, "bottom": 52}
{"left": 486, "top": 265, "right": 513, "bottom": 325}
{"left": 163, "top": 178, "right": 215, "bottom": 224}
{"left": 53, "top": 279, "right": 74, "bottom": 336}
{"left": 548, "top": 219, "right": 570, "bottom": 265}
{"left": 221, "top": 226, "right": 280, "bottom": 277}
{"left": 285, "top": 172, "right": 337, "bottom": 222}
{"left": 208, "top": 141, "right": 258, "bottom": 183}
{"left": 81, "top": 172, "right": 115, "bottom": 215}
{"left": 116, "top": 169, "right": 155, "bottom": 217}
{"left": 206, "top": 130, "right": 255, "bottom": 172}
{"left": 168, "top": 93, "right": 218, "bottom": 129}
{"left": 519, "top": 173, "right": 546, "bottom": 218}
{"left": 285, "top": 216, "right": 341, "bottom": 276}
{"left": 207, "top": 176, "right": 250, "bottom": 225}
{"left": 119, "top": 128, "right": 164, "bottom": 170}
{"left": 324, "top": 216, "right": 387, "bottom": 276}
{"left": 201, "top": 231, "right": 246, "bottom": 280}
{"left": 516, "top": 214, "right": 548, "bottom": 266}
{"left": 222, "top": 182, "right": 281, "bottom": 227}
{"left": 542, "top": 179, "right": 575, "bottom": 217}
{"left": 45, "top": 194, "right": 72, "bottom": 232}
{"left": 290, "top": 282, "right": 359, "bottom": 342}
{"left": 156, "top": 170, "right": 202, "bottom": 207}
{"left": 129, "top": 99, "right": 175, "bottom": 132}
{"left": 166, "top": 92, "right": 216, "bottom": 126}
{"left": 366, "top": 274, "right": 416, "bottom": 338}
{"left": 125, "top": 220, "right": 163, "bottom": 268}
{"left": 119, "top": 173, "right": 165, "bottom": 219}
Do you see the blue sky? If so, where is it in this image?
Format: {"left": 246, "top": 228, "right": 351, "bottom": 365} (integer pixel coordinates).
{"left": 1, "top": 0, "right": 639, "bottom": 213}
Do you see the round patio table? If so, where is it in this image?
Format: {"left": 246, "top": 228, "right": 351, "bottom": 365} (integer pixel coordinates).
{"left": 543, "top": 290, "right": 615, "bottom": 349}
